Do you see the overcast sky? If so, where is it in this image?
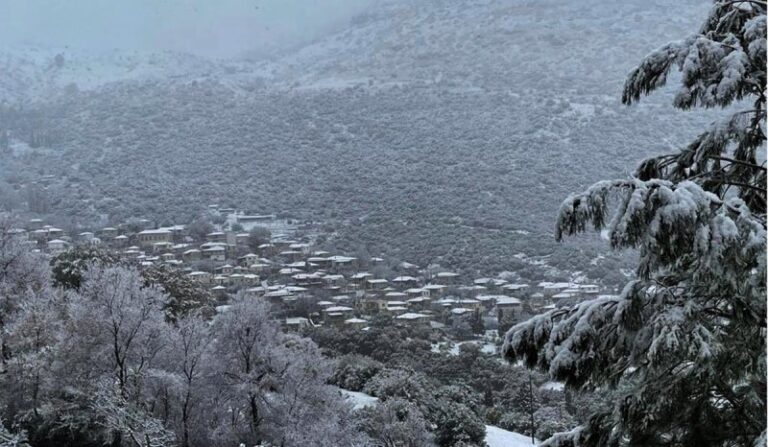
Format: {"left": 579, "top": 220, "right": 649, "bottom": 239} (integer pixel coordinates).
{"left": 0, "top": 0, "right": 374, "bottom": 58}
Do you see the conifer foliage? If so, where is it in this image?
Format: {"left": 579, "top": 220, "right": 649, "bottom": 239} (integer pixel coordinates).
{"left": 503, "top": 1, "right": 767, "bottom": 446}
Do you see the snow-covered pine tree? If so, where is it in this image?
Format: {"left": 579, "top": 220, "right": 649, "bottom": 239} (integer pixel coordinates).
{"left": 503, "top": 1, "right": 766, "bottom": 446}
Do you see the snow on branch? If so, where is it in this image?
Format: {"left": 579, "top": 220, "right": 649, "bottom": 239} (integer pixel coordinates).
{"left": 91, "top": 380, "right": 176, "bottom": 447}
{"left": 538, "top": 426, "right": 583, "bottom": 447}
{"left": 529, "top": 183, "right": 766, "bottom": 392}
{"left": 622, "top": 40, "right": 688, "bottom": 105}
{"left": 557, "top": 179, "right": 765, "bottom": 280}
{"left": 623, "top": 0, "right": 766, "bottom": 109}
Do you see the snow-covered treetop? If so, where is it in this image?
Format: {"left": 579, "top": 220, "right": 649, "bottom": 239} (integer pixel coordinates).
{"left": 623, "top": 0, "right": 766, "bottom": 215}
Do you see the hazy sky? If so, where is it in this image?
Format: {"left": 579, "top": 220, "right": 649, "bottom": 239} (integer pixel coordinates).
{"left": 0, "top": 0, "right": 374, "bottom": 58}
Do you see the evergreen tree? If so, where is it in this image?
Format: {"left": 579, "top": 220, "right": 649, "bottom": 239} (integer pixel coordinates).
{"left": 50, "top": 246, "right": 121, "bottom": 290}
{"left": 140, "top": 265, "right": 215, "bottom": 320}
{"left": 355, "top": 398, "right": 437, "bottom": 447}
{"left": 248, "top": 226, "right": 272, "bottom": 252}
{"left": 470, "top": 309, "right": 485, "bottom": 335}
{"left": 498, "top": 309, "right": 518, "bottom": 335}
{"left": 503, "top": 2, "right": 766, "bottom": 446}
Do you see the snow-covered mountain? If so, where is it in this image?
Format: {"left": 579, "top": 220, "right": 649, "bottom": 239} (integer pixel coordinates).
{"left": 0, "top": 0, "right": 711, "bottom": 101}
{"left": 254, "top": 0, "right": 709, "bottom": 92}
{"left": 0, "top": 45, "right": 266, "bottom": 103}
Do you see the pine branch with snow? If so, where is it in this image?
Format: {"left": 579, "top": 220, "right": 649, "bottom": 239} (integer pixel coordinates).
{"left": 624, "top": 0, "right": 766, "bottom": 214}
{"left": 504, "top": 1, "right": 767, "bottom": 445}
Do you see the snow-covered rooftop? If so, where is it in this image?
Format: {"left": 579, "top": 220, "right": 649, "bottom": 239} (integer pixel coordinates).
{"left": 396, "top": 312, "right": 429, "bottom": 320}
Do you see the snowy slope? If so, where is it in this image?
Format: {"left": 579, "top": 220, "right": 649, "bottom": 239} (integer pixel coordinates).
{"left": 485, "top": 425, "right": 536, "bottom": 447}
{"left": 0, "top": 45, "right": 264, "bottom": 103}
{"left": 0, "top": 0, "right": 710, "bottom": 100}
{"left": 339, "top": 389, "right": 379, "bottom": 410}
{"left": 254, "top": 0, "right": 709, "bottom": 92}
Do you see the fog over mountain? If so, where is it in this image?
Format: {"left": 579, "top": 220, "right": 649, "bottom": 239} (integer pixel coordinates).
{"left": 0, "top": 0, "right": 374, "bottom": 58}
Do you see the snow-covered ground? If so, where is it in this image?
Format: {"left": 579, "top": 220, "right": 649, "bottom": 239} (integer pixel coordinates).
{"left": 430, "top": 340, "right": 498, "bottom": 356}
{"left": 485, "top": 425, "right": 536, "bottom": 447}
{"left": 0, "top": 44, "right": 264, "bottom": 103}
{"left": 540, "top": 381, "right": 565, "bottom": 392}
{"left": 339, "top": 389, "right": 379, "bottom": 410}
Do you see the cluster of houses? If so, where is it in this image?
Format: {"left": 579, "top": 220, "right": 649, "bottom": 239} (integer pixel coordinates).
{"left": 260, "top": 270, "right": 607, "bottom": 332}
{"left": 8, "top": 213, "right": 610, "bottom": 336}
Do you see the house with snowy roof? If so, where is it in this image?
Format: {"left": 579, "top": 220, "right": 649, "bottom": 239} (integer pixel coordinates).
{"left": 542, "top": 282, "right": 573, "bottom": 298}
{"left": 44, "top": 226, "right": 64, "bottom": 239}
{"left": 322, "top": 306, "right": 355, "bottom": 325}
{"left": 405, "top": 287, "right": 426, "bottom": 298}
{"left": 386, "top": 305, "right": 408, "bottom": 316}
{"left": 358, "top": 298, "right": 387, "bottom": 314}
{"left": 47, "top": 239, "right": 68, "bottom": 253}
{"left": 496, "top": 296, "right": 523, "bottom": 323}
{"left": 435, "top": 271, "right": 459, "bottom": 283}
{"left": 28, "top": 218, "right": 44, "bottom": 230}
{"left": 323, "top": 274, "right": 346, "bottom": 289}
{"left": 289, "top": 242, "right": 311, "bottom": 253}
{"left": 238, "top": 253, "right": 259, "bottom": 266}
{"left": 458, "top": 299, "right": 482, "bottom": 311}
{"left": 344, "top": 318, "right": 368, "bottom": 330}
{"left": 205, "top": 232, "right": 227, "bottom": 243}
{"left": 137, "top": 229, "right": 172, "bottom": 248}
{"left": 152, "top": 241, "right": 174, "bottom": 253}
{"left": 392, "top": 276, "right": 420, "bottom": 288}
{"left": 234, "top": 233, "right": 250, "bottom": 246}
{"left": 406, "top": 296, "right": 431, "bottom": 311}
{"left": 422, "top": 284, "right": 447, "bottom": 298}
{"left": 111, "top": 234, "right": 128, "bottom": 247}
{"left": 395, "top": 312, "right": 431, "bottom": 327}
{"left": 349, "top": 272, "right": 372, "bottom": 289}
{"left": 384, "top": 291, "right": 407, "bottom": 300}
{"left": 328, "top": 255, "right": 357, "bottom": 272}
{"left": 182, "top": 249, "right": 202, "bottom": 261}
{"left": 502, "top": 283, "right": 530, "bottom": 292}
{"left": 292, "top": 272, "right": 324, "bottom": 287}
{"left": 284, "top": 317, "right": 311, "bottom": 331}
{"left": 365, "top": 278, "right": 389, "bottom": 290}
{"left": 202, "top": 245, "right": 226, "bottom": 262}
{"left": 188, "top": 271, "right": 213, "bottom": 284}
{"left": 398, "top": 261, "right": 420, "bottom": 271}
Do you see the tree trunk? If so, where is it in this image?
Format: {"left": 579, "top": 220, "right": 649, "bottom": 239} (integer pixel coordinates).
{"left": 249, "top": 392, "right": 260, "bottom": 434}
{"left": 528, "top": 374, "right": 535, "bottom": 444}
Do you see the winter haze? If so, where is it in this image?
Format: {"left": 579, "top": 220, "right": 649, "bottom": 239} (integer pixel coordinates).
{"left": 0, "top": 0, "right": 373, "bottom": 58}
{"left": 0, "top": 0, "right": 765, "bottom": 446}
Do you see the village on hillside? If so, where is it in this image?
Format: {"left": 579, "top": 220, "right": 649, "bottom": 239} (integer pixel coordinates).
{"left": 9, "top": 205, "right": 613, "bottom": 340}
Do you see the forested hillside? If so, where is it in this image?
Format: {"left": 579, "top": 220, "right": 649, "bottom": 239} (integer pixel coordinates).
{"left": 0, "top": 0, "right": 721, "bottom": 277}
